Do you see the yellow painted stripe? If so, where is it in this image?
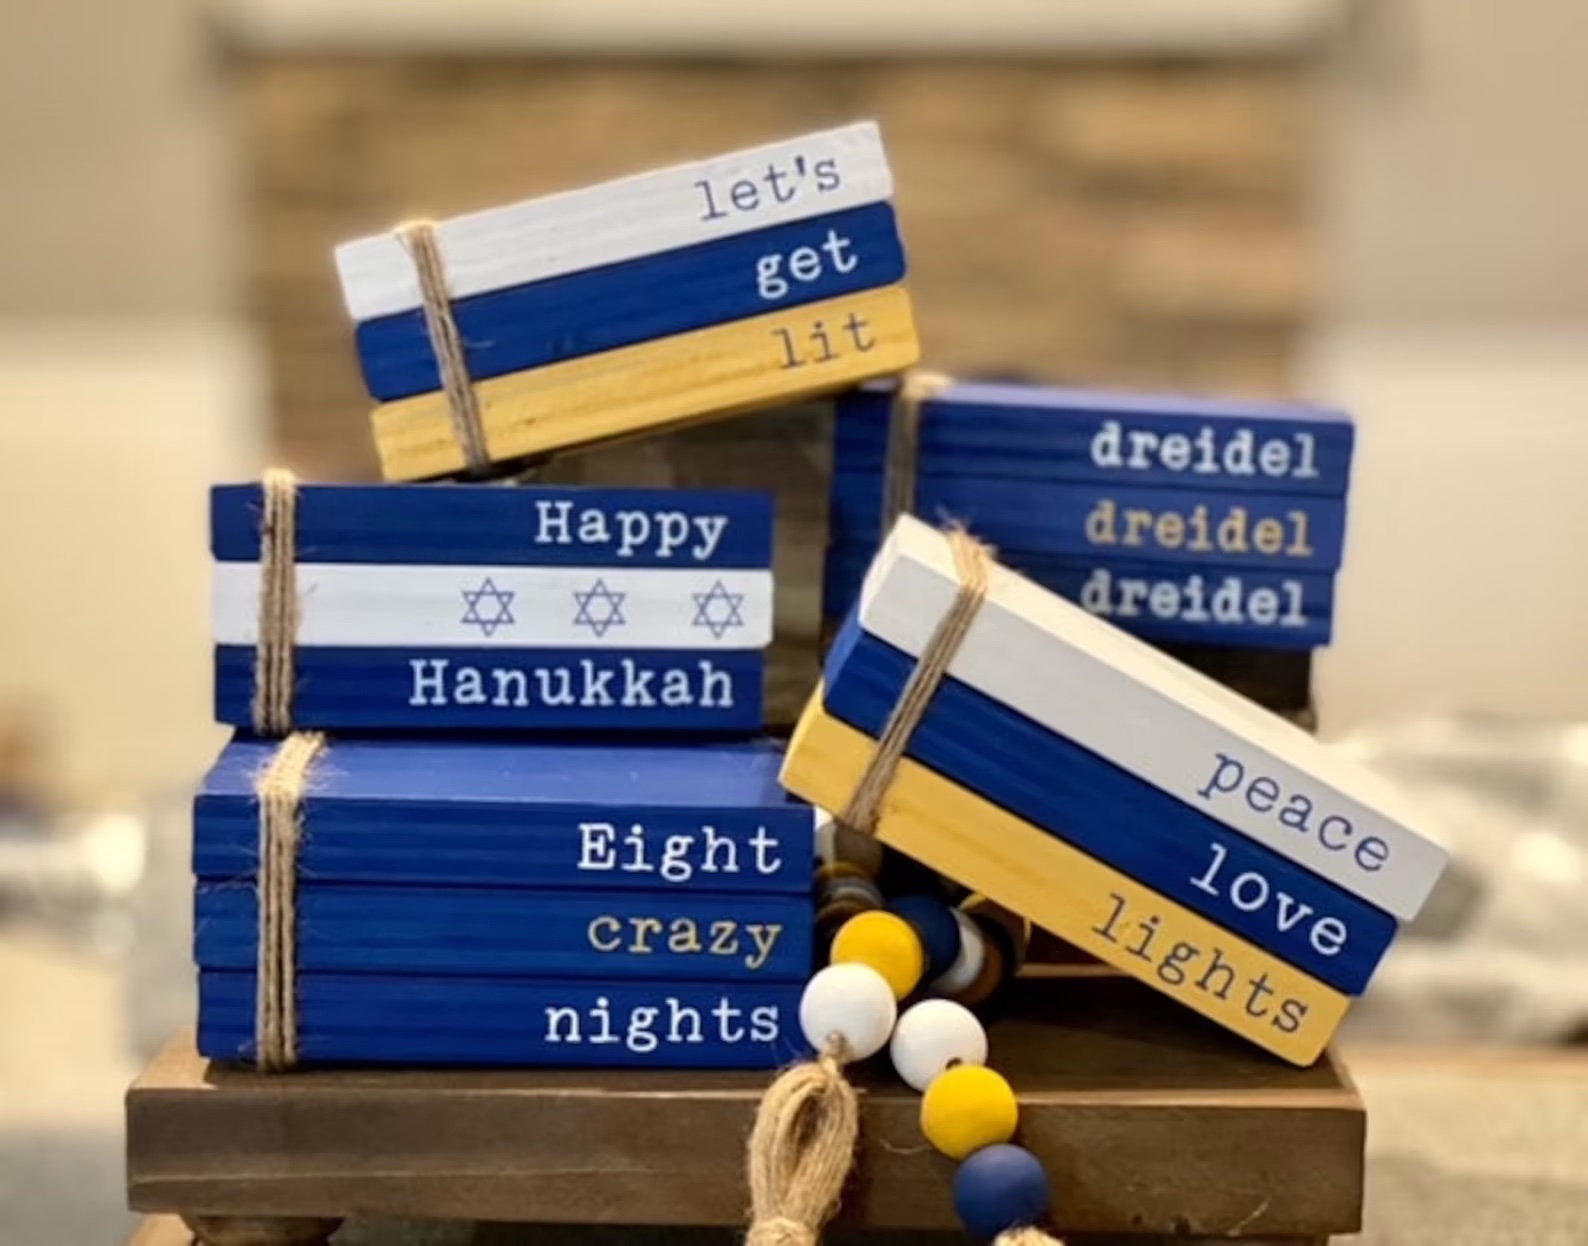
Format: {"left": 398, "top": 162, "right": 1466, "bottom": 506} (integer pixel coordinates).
{"left": 782, "top": 693, "right": 1348, "bottom": 1065}
{"left": 371, "top": 284, "right": 921, "bottom": 480}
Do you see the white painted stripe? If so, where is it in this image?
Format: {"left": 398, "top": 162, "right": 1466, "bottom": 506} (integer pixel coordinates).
{"left": 857, "top": 517, "right": 1448, "bottom": 921}
{"left": 334, "top": 122, "right": 892, "bottom": 322}
{"left": 214, "top": 563, "right": 772, "bottom": 649}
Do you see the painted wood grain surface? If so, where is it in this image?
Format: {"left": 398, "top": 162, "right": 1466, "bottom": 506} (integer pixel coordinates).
{"left": 822, "top": 615, "right": 1393, "bottom": 992}
{"left": 780, "top": 695, "right": 1347, "bottom": 1064}
{"left": 211, "top": 484, "right": 773, "bottom": 567}
{"left": 834, "top": 378, "right": 1353, "bottom": 495}
{"left": 197, "top": 973, "right": 806, "bottom": 1068}
{"left": 199, "top": 734, "right": 806, "bottom": 809}
{"left": 824, "top": 544, "right": 1334, "bottom": 649}
{"left": 369, "top": 285, "right": 919, "bottom": 479}
{"left": 357, "top": 203, "right": 905, "bottom": 400}
{"left": 856, "top": 517, "right": 1447, "bottom": 919}
{"left": 335, "top": 121, "right": 892, "bottom": 320}
{"left": 212, "top": 564, "right": 773, "bottom": 649}
{"left": 194, "top": 885, "right": 812, "bottom": 980}
{"left": 830, "top": 473, "right": 1347, "bottom": 571}
{"left": 194, "top": 752, "right": 812, "bottom": 892}
{"left": 127, "top": 982, "right": 1365, "bottom": 1233}
{"left": 212, "top": 646, "right": 765, "bottom": 731}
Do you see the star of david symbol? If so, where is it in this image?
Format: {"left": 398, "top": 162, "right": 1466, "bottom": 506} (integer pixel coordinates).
{"left": 691, "top": 579, "right": 747, "bottom": 641}
{"left": 460, "top": 576, "right": 516, "bottom": 637}
{"left": 572, "top": 578, "right": 628, "bottom": 638}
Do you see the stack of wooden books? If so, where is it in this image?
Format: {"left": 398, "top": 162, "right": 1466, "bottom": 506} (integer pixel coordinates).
{"left": 210, "top": 483, "right": 776, "bottom": 731}
{"left": 824, "top": 380, "right": 1354, "bottom": 659}
{"left": 193, "top": 735, "right": 816, "bottom": 1067}
{"left": 785, "top": 516, "right": 1447, "bottom": 1065}
{"left": 335, "top": 121, "right": 920, "bottom": 481}
{"left": 127, "top": 116, "right": 1451, "bottom": 1246}
{"left": 188, "top": 123, "right": 923, "bottom": 1070}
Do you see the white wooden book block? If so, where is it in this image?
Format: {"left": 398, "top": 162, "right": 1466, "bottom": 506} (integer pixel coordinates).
{"left": 212, "top": 564, "right": 773, "bottom": 650}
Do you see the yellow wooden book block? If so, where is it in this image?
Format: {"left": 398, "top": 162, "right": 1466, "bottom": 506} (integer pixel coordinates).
{"left": 371, "top": 284, "right": 920, "bottom": 480}
{"left": 781, "top": 692, "right": 1350, "bottom": 1065}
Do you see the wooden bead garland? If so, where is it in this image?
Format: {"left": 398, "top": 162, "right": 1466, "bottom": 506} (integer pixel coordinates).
{"left": 746, "top": 827, "right": 1059, "bottom": 1246}
{"left": 810, "top": 881, "right": 1065, "bottom": 1243}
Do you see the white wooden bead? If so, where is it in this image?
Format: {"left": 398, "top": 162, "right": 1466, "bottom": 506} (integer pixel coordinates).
{"left": 799, "top": 963, "right": 898, "bottom": 1061}
{"left": 889, "top": 999, "right": 989, "bottom": 1092}
{"left": 930, "top": 911, "right": 987, "bottom": 997}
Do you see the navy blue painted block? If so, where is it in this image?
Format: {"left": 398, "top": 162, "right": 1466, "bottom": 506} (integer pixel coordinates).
{"left": 834, "top": 380, "right": 1353, "bottom": 496}
{"left": 822, "top": 548, "right": 1334, "bottom": 651}
{"left": 212, "top": 484, "right": 773, "bottom": 568}
{"left": 198, "top": 972, "right": 807, "bottom": 1068}
{"left": 195, "top": 734, "right": 813, "bottom": 892}
{"left": 356, "top": 203, "right": 907, "bottom": 401}
{"left": 830, "top": 474, "right": 1347, "bottom": 573}
{"left": 821, "top": 614, "right": 1396, "bottom": 993}
{"left": 195, "top": 884, "right": 812, "bottom": 980}
{"left": 214, "top": 646, "right": 764, "bottom": 732}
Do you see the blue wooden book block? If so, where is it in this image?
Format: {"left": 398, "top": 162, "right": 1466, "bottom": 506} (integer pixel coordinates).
{"left": 213, "top": 646, "right": 765, "bottom": 732}
{"left": 829, "top": 473, "right": 1347, "bottom": 573}
{"left": 834, "top": 380, "right": 1354, "bottom": 496}
{"left": 194, "top": 735, "right": 815, "bottom": 893}
{"left": 198, "top": 971, "right": 807, "bottom": 1068}
{"left": 195, "top": 883, "right": 813, "bottom": 980}
{"left": 356, "top": 204, "right": 907, "bottom": 401}
{"left": 823, "top": 548, "right": 1334, "bottom": 651}
{"left": 212, "top": 484, "right": 773, "bottom": 568}
{"left": 821, "top": 612, "right": 1395, "bottom": 993}
{"left": 212, "top": 484, "right": 773, "bottom": 733}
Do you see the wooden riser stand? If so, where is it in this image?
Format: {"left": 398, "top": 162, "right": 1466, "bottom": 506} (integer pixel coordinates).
{"left": 125, "top": 980, "right": 1363, "bottom": 1246}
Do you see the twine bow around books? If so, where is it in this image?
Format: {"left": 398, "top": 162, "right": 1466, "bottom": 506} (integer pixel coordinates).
{"left": 396, "top": 219, "right": 493, "bottom": 477}
{"left": 253, "top": 468, "right": 301, "bottom": 736}
{"left": 254, "top": 729, "right": 325, "bottom": 1071}
{"left": 879, "top": 369, "right": 953, "bottom": 535}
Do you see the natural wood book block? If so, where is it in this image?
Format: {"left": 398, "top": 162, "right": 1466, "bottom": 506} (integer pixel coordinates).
{"left": 126, "top": 980, "right": 1363, "bottom": 1240}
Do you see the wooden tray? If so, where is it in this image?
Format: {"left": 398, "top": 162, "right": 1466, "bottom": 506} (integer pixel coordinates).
{"left": 126, "top": 979, "right": 1362, "bottom": 1243}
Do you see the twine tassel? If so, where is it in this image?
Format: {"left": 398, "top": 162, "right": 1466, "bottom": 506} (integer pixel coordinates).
{"left": 746, "top": 1042, "right": 860, "bottom": 1246}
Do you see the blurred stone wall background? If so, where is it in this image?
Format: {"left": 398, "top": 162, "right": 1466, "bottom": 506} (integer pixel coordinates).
{"left": 234, "top": 56, "right": 1318, "bottom": 721}
{"left": 240, "top": 58, "right": 1316, "bottom": 477}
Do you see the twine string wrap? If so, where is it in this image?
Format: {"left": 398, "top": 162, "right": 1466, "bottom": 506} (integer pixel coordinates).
{"left": 396, "top": 220, "right": 492, "bottom": 476}
{"left": 838, "top": 527, "right": 992, "bottom": 836}
{"left": 252, "top": 468, "right": 301, "bottom": 735}
{"left": 879, "top": 369, "right": 952, "bottom": 534}
{"left": 254, "top": 730, "right": 326, "bottom": 1072}
{"left": 746, "top": 1040, "right": 861, "bottom": 1246}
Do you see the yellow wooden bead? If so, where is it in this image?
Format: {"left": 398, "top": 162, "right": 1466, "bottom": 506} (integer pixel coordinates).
{"left": 920, "top": 1065, "right": 1019, "bottom": 1160}
{"left": 830, "top": 910, "right": 925, "bottom": 999}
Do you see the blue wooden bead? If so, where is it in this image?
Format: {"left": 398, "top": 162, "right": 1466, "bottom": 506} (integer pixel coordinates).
{"left": 953, "top": 1144, "right": 1051, "bottom": 1241}
{"left": 887, "top": 893, "right": 962, "bottom": 980}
